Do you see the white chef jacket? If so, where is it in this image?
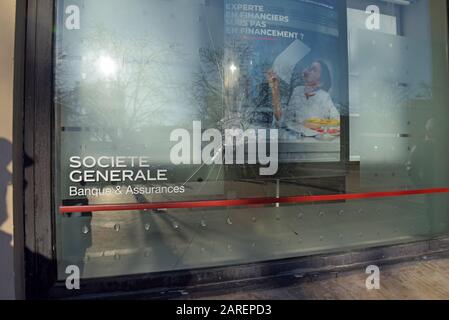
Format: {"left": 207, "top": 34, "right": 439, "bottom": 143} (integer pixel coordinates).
{"left": 274, "top": 86, "right": 340, "bottom": 128}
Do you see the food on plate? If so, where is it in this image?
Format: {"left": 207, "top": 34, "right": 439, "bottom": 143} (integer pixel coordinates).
{"left": 305, "top": 118, "right": 340, "bottom": 127}
{"left": 303, "top": 118, "right": 341, "bottom": 136}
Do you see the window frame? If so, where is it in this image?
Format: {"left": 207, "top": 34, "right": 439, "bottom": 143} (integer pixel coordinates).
{"left": 14, "top": 0, "right": 449, "bottom": 299}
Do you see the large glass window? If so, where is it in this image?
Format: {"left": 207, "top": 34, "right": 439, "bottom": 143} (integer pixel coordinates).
{"left": 55, "top": 0, "right": 449, "bottom": 279}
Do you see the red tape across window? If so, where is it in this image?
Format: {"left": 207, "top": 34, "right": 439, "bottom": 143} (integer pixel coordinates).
{"left": 59, "top": 187, "right": 449, "bottom": 214}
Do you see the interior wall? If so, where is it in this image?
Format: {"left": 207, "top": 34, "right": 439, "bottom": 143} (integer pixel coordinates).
{"left": 0, "top": 0, "right": 16, "bottom": 300}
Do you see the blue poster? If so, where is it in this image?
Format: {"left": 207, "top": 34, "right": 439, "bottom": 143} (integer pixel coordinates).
{"left": 224, "top": 0, "right": 345, "bottom": 144}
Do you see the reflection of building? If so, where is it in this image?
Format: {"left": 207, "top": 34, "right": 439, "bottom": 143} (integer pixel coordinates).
{"left": 3, "top": 0, "right": 449, "bottom": 300}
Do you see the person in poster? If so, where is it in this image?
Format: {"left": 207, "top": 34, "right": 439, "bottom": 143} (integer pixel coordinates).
{"left": 267, "top": 59, "right": 340, "bottom": 138}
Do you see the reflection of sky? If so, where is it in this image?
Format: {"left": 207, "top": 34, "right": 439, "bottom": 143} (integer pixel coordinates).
{"left": 56, "top": 0, "right": 343, "bottom": 126}
{"left": 57, "top": 0, "right": 225, "bottom": 125}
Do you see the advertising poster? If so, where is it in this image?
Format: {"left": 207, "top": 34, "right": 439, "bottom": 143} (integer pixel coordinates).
{"left": 224, "top": 0, "right": 345, "bottom": 162}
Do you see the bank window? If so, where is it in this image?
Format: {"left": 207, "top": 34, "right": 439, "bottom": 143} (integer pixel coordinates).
{"left": 54, "top": 0, "right": 449, "bottom": 279}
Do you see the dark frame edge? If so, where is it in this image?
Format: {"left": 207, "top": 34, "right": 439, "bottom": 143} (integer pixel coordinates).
{"left": 13, "top": 0, "right": 27, "bottom": 300}
{"left": 18, "top": 0, "right": 57, "bottom": 300}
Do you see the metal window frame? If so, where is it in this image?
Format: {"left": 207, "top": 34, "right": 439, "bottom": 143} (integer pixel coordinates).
{"left": 13, "top": 0, "right": 449, "bottom": 299}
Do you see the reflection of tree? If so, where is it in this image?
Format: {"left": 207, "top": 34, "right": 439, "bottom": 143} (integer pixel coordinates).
{"left": 190, "top": 47, "right": 226, "bottom": 130}
{"left": 56, "top": 27, "right": 181, "bottom": 143}
{"left": 191, "top": 42, "right": 262, "bottom": 131}
{"left": 191, "top": 40, "right": 295, "bottom": 131}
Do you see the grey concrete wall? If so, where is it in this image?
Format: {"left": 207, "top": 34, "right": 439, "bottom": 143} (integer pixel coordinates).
{"left": 0, "top": 0, "right": 16, "bottom": 300}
